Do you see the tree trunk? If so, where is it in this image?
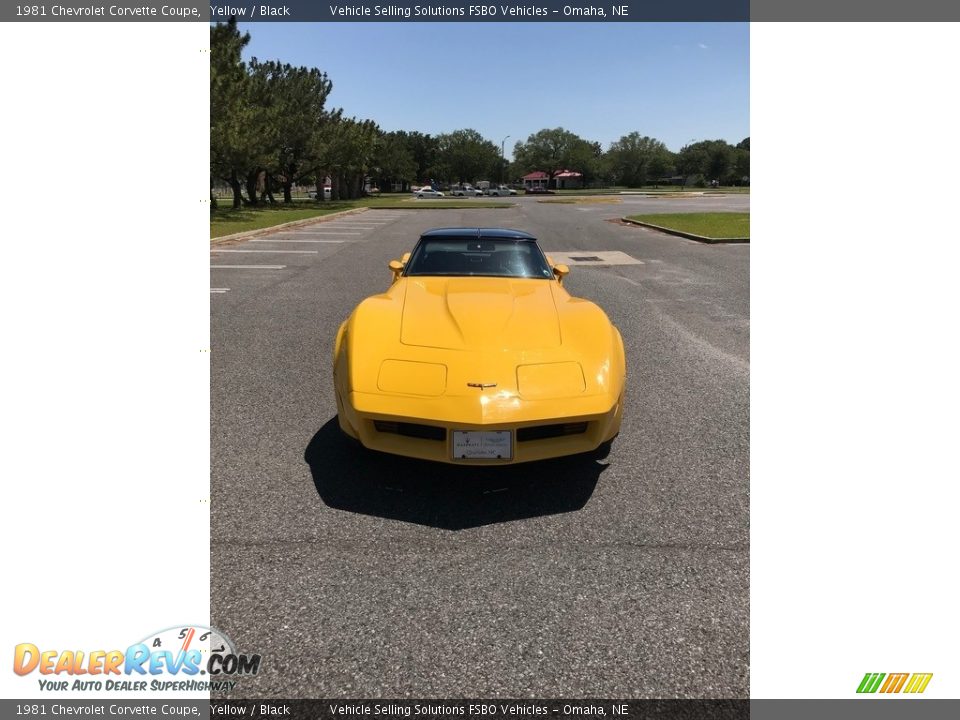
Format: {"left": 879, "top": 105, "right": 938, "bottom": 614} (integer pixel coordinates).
{"left": 263, "top": 172, "right": 277, "bottom": 205}
{"left": 245, "top": 170, "right": 259, "bottom": 206}
{"left": 229, "top": 174, "right": 242, "bottom": 209}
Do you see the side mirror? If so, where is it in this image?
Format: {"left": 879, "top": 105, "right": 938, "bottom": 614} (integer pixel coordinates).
{"left": 388, "top": 259, "right": 404, "bottom": 283}
{"left": 553, "top": 264, "right": 570, "bottom": 284}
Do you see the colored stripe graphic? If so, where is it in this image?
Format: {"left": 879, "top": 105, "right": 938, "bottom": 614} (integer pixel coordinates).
{"left": 857, "top": 673, "right": 885, "bottom": 693}
{"left": 857, "top": 672, "right": 933, "bottom": 694}
{"left": 880, "top": 673, "right": 909, "bottom": 693}
{"left": 903, "top": 673, "right": 933, "bottom": 694}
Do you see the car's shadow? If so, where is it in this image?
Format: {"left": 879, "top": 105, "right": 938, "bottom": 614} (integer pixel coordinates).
{"left": 304, "top": 417, "right": 609, "bottom": 530}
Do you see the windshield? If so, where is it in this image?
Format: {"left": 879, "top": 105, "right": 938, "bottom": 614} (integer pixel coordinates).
{"left": 404, "top": 237, "right": 553, "bottom": 279}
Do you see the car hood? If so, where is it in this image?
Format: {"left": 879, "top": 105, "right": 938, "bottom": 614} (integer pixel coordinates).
{"left": 399, "top": 277, "right": 561, "bottom": 350}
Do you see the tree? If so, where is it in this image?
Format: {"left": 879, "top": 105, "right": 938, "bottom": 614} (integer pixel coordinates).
{"left": 567, "top": 139, "right": 604, "bottom": 186}
{"left": 676, "top": 140, "right": 733, "bottom": 186}
{"left": 513, "top": 128, "right": 599, "bottom": 188}
{"left": 733, "top": 137, "right": 750, "bottom": 185}
{"left": 605, "top": 133, "right": 672, "bottom": 187}
{"left": 647, "top": 151, "right": 674, "bottom": 187}
{"left": 434, "top": 129, "right": 500, "bottom": 185}
{"left": 319, "top": 116, "right": 380, "bottom": 200}
{"left": 371, "top": 131, "right": 416, "bottom": 191}
{"left": 210, "top": 19, "right": 255, "bottom": 209}
{"left": 398, "top": 131, "right": 440, "bottom": 184}
{"left": 239, "top": 62, "right": 282, "bottom": 205}
{"left": 247, "top": 58, "right": 332, "bottom": 203}
{"left": 306, "top": 108, "right": 341, "bottom": 201}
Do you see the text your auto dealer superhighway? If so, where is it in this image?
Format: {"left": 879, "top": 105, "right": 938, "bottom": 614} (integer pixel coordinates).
{"left": 48, "top": 4, "right": 201, "bottom": 16}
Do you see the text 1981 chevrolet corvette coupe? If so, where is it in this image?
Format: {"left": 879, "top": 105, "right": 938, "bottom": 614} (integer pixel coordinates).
{"left": 332, "top": 228, "right": 625, "bottom": 464}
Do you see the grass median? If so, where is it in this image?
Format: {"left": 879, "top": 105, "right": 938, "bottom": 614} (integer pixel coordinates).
{"left": 625, "top": 212, "right": 750, "bottom": 240}
{"left": 210, "top": 197, "right": 514, "bottom": 239}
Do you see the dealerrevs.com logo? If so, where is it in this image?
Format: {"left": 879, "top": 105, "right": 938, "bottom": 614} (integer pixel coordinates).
{"left": 13, "top": 625, "right": 260, "bottom": 693}
{"left": 856, "top": 672, "right": 933, "bottom": 694}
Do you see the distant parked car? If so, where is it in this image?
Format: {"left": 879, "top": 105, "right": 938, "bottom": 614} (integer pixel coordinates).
{"left": 486, "top": 185, "right": 512, "bottom": 197}
{"left": 309, "top": 187, "right": 332, "bottom": 199}
{"left": 451, "top": 185, "right": 483, "bottom": 197}
{"left": 415, "top": 188, "right": 445, "bottom": 199}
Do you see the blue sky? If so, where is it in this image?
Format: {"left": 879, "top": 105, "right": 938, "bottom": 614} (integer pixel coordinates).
{"left": 241, "top": 22, "right": 748, "bottom": 158}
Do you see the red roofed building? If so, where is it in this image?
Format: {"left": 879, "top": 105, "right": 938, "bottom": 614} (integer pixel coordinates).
{"left": 553, "top": 170, "right": 583, "bottom": 189}
{"left": 522, "top": 169, "right": 584, "bottom": 191}
{"left": 522, "top": 171, "right": 549, "bottom": 192}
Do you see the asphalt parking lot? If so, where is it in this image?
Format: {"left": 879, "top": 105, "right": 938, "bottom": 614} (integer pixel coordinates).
{"left": 211, "top": 194, "right": 749, "bottom": 697}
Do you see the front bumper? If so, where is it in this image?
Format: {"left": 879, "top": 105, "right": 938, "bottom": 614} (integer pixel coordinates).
{"left": 337, "top": 390, "right": 623, "bottom": 465}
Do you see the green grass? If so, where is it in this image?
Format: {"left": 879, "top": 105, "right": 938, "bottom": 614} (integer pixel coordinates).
{"left": 210, "top": 197, "right": 512, "bottom": 238}
{"left": 210, "top": 201, "right": 354, "bottom": 238}
{"left": 626, "top": 212, "right": 750, "bottom": 239}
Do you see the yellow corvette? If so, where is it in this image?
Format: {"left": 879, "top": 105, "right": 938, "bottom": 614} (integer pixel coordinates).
{"left": 333, "top": 228, "right": 625, "bottom": 464}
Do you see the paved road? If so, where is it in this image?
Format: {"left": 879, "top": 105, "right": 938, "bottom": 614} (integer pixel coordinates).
{"left": 211, "top": 195, "right": 749, "bottom": 697}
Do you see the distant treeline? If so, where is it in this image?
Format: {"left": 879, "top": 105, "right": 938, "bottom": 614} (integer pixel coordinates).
{"left": 211, "top": 20, "right": 749, "bottom": 208}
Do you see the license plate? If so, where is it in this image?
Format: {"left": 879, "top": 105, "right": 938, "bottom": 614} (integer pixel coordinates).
{"left": 452, "top": 431, "right": 513, "bottom": 460}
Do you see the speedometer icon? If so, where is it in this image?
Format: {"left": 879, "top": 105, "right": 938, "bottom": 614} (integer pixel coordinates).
{"left": 137, "top": 625, "right": 236, "bottom": 675}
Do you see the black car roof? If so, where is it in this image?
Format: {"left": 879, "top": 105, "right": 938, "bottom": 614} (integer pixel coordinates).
{"left": 419, "top": 227, "right": 537, "bottom": 240}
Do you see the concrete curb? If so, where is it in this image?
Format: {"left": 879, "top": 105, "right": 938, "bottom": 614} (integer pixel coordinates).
{"left": 210, "top": 207, "right": 371, "bottom": 246}
{"left": 620, "top": 217, "right": 749, "bottom": 244}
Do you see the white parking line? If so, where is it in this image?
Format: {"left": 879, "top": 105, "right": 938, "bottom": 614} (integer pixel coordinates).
{"left": 285, "top": 230, "right": 362, "bottom": 235}
{"left": 211, "top": 249, "right": 318, "bottom": 254}
{"left": 210, "top": 288, "right": 230, "bottom": 293}
{"left": 210, "top": 265, "right": 286, "bottom": 269}
{"left": 250, "top": 238, "right": 345, "bottom": 244}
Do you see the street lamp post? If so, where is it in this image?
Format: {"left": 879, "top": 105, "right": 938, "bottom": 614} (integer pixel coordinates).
{"left": 500, "top": 135, "right": 510, "bottom": 185}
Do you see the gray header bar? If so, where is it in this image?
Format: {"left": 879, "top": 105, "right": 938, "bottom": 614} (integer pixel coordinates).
{"left": 5, "top": 0, "right": 960, "bottom": 22}
{"left": 6, "top": 1, "right": 207, "bottom": 21}
{"left": 752, "top": 699, "right": 960, "bottom": 720}
{"left": 2, "top": 699, "right": 958, "bottom": 719}
{"left": 4, "top": 0, "right": 749, "bottom": 22}
{"left": 752, "top": 0, "right": 960, "bottom": 20}
{"left": 207, "top": 0, "right": 749, "bottom": 21}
